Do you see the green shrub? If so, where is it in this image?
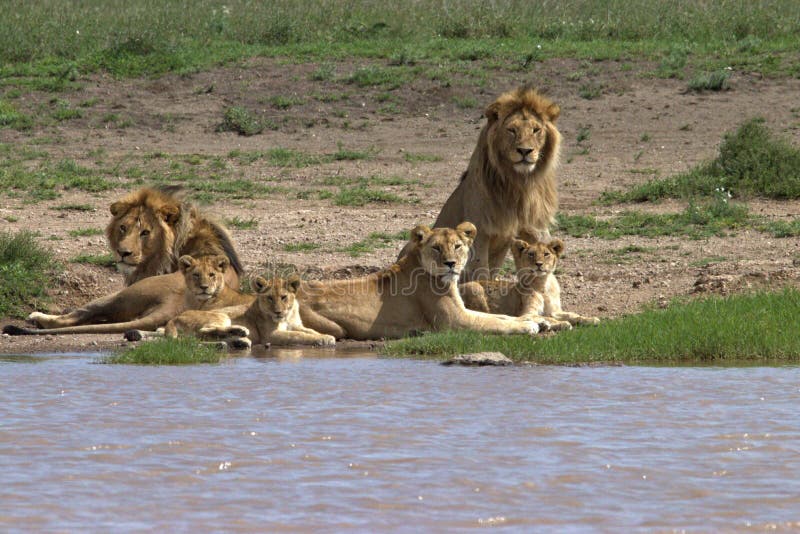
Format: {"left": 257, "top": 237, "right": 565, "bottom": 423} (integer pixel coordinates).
{"left": 0, "top": 231, "right": 54, "bottom": 317}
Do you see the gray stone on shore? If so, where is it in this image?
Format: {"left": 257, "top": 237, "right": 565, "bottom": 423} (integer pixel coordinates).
{"left": 442, "top": 352, "right": 513, "bottom": 366}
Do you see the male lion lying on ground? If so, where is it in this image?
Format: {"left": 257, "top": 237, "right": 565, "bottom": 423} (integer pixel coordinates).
{"left": 107, "top": 187, "right": 243, "bottom": 288}
{"left": 296, "top": 222, "right": 540, "bottom": 340}
{"left": 2, "top": 254, "right": 248, "bottom": 336}
{"left": 160, "top": 275, "right": 336, "bottom": 349}
{"left": 461, "top": 237, "right": 600, "bottom": 329}
{"left": 399, "top": 86, "right": 562, "bottom": 281}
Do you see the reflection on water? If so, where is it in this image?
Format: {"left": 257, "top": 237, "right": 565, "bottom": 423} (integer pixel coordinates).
{"left": 2, "top": 353, "right": 800, "bottom": 531}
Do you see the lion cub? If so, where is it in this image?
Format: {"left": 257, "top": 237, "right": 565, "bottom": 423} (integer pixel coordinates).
{"left": 461, "top": 237, "right": 599, "bottom": 330}
{"left": 165, "top": 274, "right": 335, "bottom": 349}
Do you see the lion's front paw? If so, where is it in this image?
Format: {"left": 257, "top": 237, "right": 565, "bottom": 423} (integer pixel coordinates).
{"left": 27, "top": 312, "right": 56, "bottom": 328}
{"left": 543, "top": 319, "right": 572, "bottom": 332}
{"left": 580, "top": 316, "right": 601, "bottom": 326}
{"left": 228, "top": 325, "right": 250, "bottom": 338}
{"left": 316, "top": 335, "right": 337, "bottom": 347}
{"left": 519, "top": 320, "right": 540, "bottom": 335}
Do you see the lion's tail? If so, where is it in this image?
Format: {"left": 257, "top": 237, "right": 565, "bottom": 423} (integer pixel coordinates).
{"left": 2, "top": 317, "right": 169, "bottom": 336}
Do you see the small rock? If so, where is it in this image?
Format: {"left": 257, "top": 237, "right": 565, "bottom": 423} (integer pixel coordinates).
{"left": 442, "top": 352, "right": 513, "bottom": 366}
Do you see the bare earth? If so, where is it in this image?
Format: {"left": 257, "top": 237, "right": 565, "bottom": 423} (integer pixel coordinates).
{"left": 2, "top": 58, "right": 800, "bottom": 354}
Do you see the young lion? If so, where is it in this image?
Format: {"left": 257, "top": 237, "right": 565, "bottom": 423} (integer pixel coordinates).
{"left": 163, "top": 275, "right": 335, "bottom": 348}
{"left": 461, "top": 238, "right": 599, "bottom": 328}
{"left": 296, "top": 222, "right": 540, "bottom": 340}
{"left": 2, "top": 254, "right": 245, "bottom": 336}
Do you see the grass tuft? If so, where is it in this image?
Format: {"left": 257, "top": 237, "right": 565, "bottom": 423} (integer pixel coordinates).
{"left": 384, "top": 289, "right": 800, "bottom": 365}
{"left": 101, "top": 337, "right": 223, "bottom": 365}
{"left": 0, "top": 231, "right": 54, "bottom": 317}
{"left": 603, "top": 118, "right": 800, "bottom": 203}
{"left": 217, "top": 106, "right": 264, "bottom": 136}
{"left": 688, "top": 69, "right": 731, "bottom": 91}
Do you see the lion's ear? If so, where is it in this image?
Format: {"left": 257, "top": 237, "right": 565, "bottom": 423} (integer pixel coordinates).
{"left": 549, "top": 238, "right": 565, "bottom": 257}
{"left": 159, "top": 204, "right": 181, "bottom": 225}
{"left": 110, "top": 201, "right": 130, "bottom": 217}
{"left": 485, "top": 101, "right": 501, "bottom": 123}
{"left": 178, "top": 255, "right": 195, "bottom": 271}
{"left": 456, "top": 222, "right": 477, "bottom": 243}
{"left": 512, "top": 239, "right": 529, "bottom": 256}
{"left": 216, "top": 256, "right": 230, "bottom": 272}
{"left": 253, "top": 276, "right": 269, "bottom": 294}
{"left": 545, "top": 103, "right": 560, "bottom": 122}
{"left": 287, "top": 274, "right": 302, "bottom": 294}
{"left": 410, "top": 225, "right": 432, "bottom": 244}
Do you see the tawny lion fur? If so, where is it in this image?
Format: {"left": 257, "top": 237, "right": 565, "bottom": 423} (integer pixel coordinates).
{"left": 163, "top": 275, "right": 336, "bottom": 348}
{"left": 106, "top": 187, "right": 243, "bottom": 288}
{"left": 461, "top": 237, "right": 600, "bottom": 328}
{"left": 399, "top": 86, "right": 562, "bottom": 280}
{"left": 2, "top": 254, "right": 249, "bottom": 336}
{"left": 296, "top": 222, "right": 540, "bottom": 341}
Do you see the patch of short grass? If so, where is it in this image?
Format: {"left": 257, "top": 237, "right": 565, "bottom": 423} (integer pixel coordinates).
{"left": 339, "top": 231, "right": 407, "bottom": 257}
{"left": 69, "top": 252, "right": 115, "bottom": 266}
{"left": 558, "top": 197, "right": 751, "bottom": 239}
{"left": 224, "top": 216, "right": 258, "bottom": 230}
{"left": 687, "top": 69, "right": 731, "bottom": 91}
{"left": 52, "top": 203, "right": 95, "bottom": 212}
{"left": 403, "top": 152, "right": 443, "bottom": 163}
{"left": 217, "top": 106, "right": 264, "bottom": 136}
{"left": 68, "top": 227, "right": 104, "bottom": 237}
{"left": 0, "top": 231, "right": 54, "bottom": 317}
{"left": 384, "top": 289, "right": 800, "bottom": 365}
{"left": 757, "top": 218, "right": 800, "bottom": 238}
{"left": 0, "top": 99, "right": 33, "bottom": 130}
{"left": 332, "top": 186, "right": 405, "bottom": 207}
{"left": 101, "top": 337, "right": 223, "bottom": 365}
{"left": 603, "top": 118, "right": 800, "bottom": 203}
{"left": 283, "top": 242, "right": 321, "bottom": 253}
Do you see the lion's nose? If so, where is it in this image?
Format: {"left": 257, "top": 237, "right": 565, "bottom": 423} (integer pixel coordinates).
{"left": 118, "top": 249, "right": 132, "bottom": 258}
{"left": 444, "top": 260, "right": 456, "bottom": 269}
{"left": 517, "top": 147, "right": 534, "bottom": 158}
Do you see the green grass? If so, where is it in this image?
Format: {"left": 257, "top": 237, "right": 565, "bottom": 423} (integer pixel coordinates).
{"left": 403, "top": 152, "right": 442, "bottom": 163}
{"left": 217, "top": 106, "right": 264, "bottom": 136}
{"left": 1, "top": 158, "right": 112, "bottom": 201}
{"left": 339, "top": 230, "right": 407, "bottom": 257}
{"left": 687, "top": 69, "right": 731, "bottom": 91}
{"left": 332, "top": 186, "right": 405, "bottom": 206}
{"left": 384, "top": 289, "right": 800, "bottom": 365}
{"left": 69, "top": 252, "right": 115, "bottom": 266}
{"left": 0, "top": 99, "right": 33, "bottom": 130}
{"left": 557, "top": 196, "right": 751, "bottom": 239}
{"left": 602, "top": 118, "right": 800, "bottom": 203}
{"left": 101, "top": 337, "right": 223, "bottom": 365}
{"left": 52, "top": 203, "right": 95, "bottom": 211}
{"left": 2, "top": 1, "right": 799, "bottom": 84}
{"left": 224, "top": 216, "right": 258, "bottom": 230}
{"left": 67, "top": 227, "right": 104, "bottom": 237}
{"left": 0, "top": 231, "right": 54, "bottom": 317}
{"left": 283, "top": 242, "right": 321, "bottom": 252}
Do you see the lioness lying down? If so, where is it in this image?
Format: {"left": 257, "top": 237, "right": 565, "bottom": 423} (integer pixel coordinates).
{"left": 2, "top": 254, "right": 247, "bottom": 336}
{"left": 162, "top": 275, "right": 336, "bottom": 348}
{"left": 296, "top": 222, "right": 540, "bottom": 340}
{"left": 460, "top": 237, "right": 600, "bottom": 329}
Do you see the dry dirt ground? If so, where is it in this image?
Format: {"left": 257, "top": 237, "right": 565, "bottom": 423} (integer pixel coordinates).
{"left": 2, "top": 58, "right": 800, "bottom": 354}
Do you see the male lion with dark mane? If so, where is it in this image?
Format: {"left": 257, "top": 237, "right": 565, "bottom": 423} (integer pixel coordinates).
{"left": 107, "top": 187, "right": 243, "bottom": 288}
{"left": 399, "top": 86, "right": 561, "bottom": 281}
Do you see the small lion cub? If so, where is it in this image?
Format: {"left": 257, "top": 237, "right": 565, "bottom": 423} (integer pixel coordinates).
{"left": 461, "top": 237, "right": 600, "bottom": 330}
{"left": 165, "top": 274, "right": 336, "bottom": 349}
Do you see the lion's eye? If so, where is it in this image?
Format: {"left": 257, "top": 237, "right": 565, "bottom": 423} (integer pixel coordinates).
{"left": 140, "top": 229, "right": 150, "bottom": 237}
{"left": 119, "top": 225, "right": 127, "bottom": 233}
{"left": 267, "top": 296, "right": 273, "bottom": 302}
{"left": 209, "top": 273, "right": 215, "bottom": 278}
{"left": 193, "top": 273, "right": 200, "bottom": 279}
{"left": 432, "top": 245, "right": 441, "bottom": 253}
{"left": 507, "top": 128, "right": 516, "bottom": 136}
{"left": 281, "top": 295, "right": 287, "bottom": 302}
{"left": 454, "top": 243, "right": 462, "bottom": 250}
{"left": 533, "top": 126, "right": 542, "bottom": 134}
{"left": 528, "top": 253, "right": 535, "bottom": 259}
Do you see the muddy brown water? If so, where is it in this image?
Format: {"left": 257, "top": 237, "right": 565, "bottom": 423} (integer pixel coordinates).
{"left": 2, "top": 350, "right": 800, "bottom": 531}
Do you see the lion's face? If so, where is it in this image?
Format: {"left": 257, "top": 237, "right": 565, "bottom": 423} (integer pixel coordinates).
{"left": 180, "top": 254, "right": 229, "bottom": 302}
{"left": 484, "top": 86, "right": 560, "bottom": 177}
{"left": 512, "top": 238, "right": 564, "bottom": 278}
{"left": 253, "top": 275, "right": 301, "bottom": 322}
{"left": 412, "top": 222, "right": 476, "bottom": 281}
{"left": 106, "top": 192, "right": 181, "bottom": 274}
